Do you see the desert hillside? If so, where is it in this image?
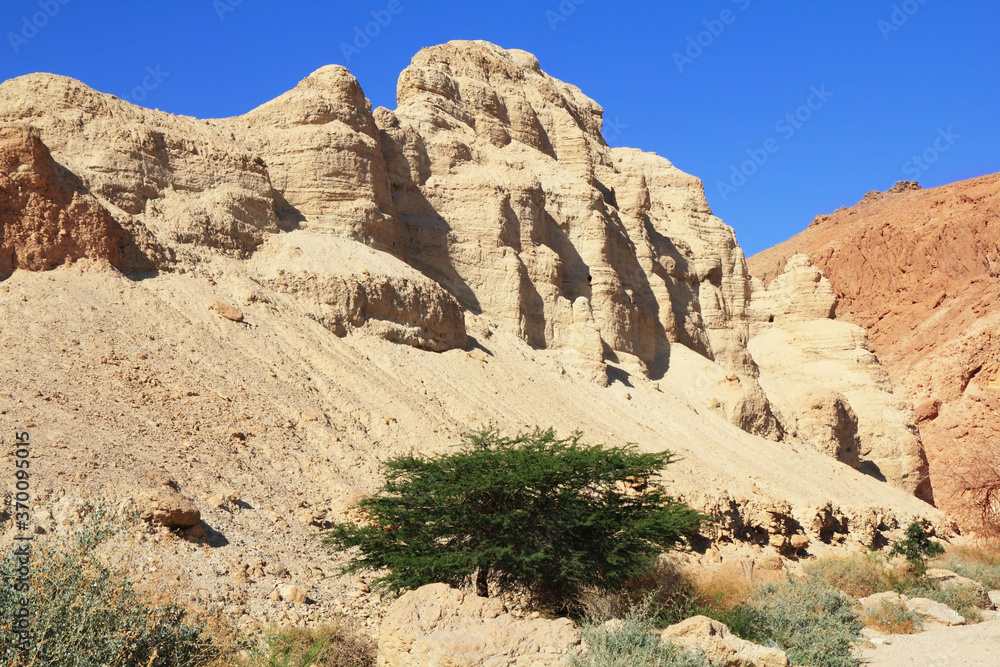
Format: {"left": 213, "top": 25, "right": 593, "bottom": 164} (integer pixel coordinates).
{"left": 0, "top": 41, "right": 943, "bottom": 629}
{"left": 749, "top": 176, "right": 1000, "bottom": 532}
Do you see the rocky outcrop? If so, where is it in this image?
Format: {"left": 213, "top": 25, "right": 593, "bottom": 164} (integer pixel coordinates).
{"left": 661, "top": 615, "right": 789, "bottom": 667}
{"left": 748, "top": 254, "right": 931, "bottom": 498}
{"left": 139, "top": 487, "right": 200, "bottom": 529}
{"left": 377, "top": 583, "right": 580, "bottom": 666}
{"left": 377, "top": 41, "right": 780, "bottom": 434}
{"left": 0, "top": 125, "right": 143, "bottom": 276}
{"left": 228, "top": 65, "right": 402, "bottom": 251}
{"left": 749, "top": 175, "right": 1000, "bottom": 523}
{"left": 253, "top": 234, "right": 467, "bottom": 352}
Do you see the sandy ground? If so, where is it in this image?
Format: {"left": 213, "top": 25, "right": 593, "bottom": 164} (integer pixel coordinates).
{"left": 857, "top": 617, "right": 1000, "bottom": 666}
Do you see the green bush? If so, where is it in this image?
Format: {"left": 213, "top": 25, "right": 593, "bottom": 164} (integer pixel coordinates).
{"left": 326, "top": 428, "right": 706, "bottom": 610}
{"left": 889, "top": 521, "right": 945, "bottom": 573}
{"left": 0, "top": 506, "right": 214, "bottom": 667}
{"left": 739, "top": 578, "right": 862, "bottom": 667}
{"left": 571, "top": 604, "right": 709, "bottom": 667}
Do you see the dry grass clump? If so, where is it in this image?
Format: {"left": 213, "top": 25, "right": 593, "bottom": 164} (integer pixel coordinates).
{"left": 227, "top": 623, "right": 376, "bottom": 667}
{"left": 803, "top": 552, "right": 902, "bottom": 598}
{"left": 932, "top": 542, "right": 1000, "bottom": 589}
{"left": 687, "top": 560, "right": 785, "bottom": 611}
{"left": 861, "top": 601, "right": 921, "bottom": 634}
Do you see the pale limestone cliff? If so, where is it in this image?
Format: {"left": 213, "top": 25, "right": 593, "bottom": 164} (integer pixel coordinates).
{"left": 0, "top": 40, "right": 940, "bottom": 584}
{"left": 749, "top": 254, "right": 931, "bottom": 499}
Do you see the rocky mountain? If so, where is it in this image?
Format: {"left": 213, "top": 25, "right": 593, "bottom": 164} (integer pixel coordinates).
{"left": 749, "top": 175, "right": 1000, "bottom": 532}
{"left": 0, "top": 41, "right": 942, "bottom": 629}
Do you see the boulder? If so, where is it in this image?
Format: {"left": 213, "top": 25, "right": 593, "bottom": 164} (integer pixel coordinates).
{"left": 860, "top": 590, "right": 905, "bottom": 613}
{"left": 988, "top": 590, "right": 1000, "bottom": 611}
{"left": 377, "top": 583, "right": 580, "bottom": 666}
{"left": 904, "top": 597, "right": 965, "bottom": 627}
{"left": 278, "top": 584, "right": 308, "bottom": 604}
{"left": 660, "top": 615, "right": 789, "bottom": 667}
{"left": 789, "top": 534, "right": 810, "bottom": 550}
{"left": 140, "top": 488, "right": 200, "bottom": 528}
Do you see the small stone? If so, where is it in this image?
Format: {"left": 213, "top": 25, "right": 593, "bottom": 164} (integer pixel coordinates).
{"left": 279, "top": 584, "right": 308, "bottom": 604}
{"left": 302, "top": 410, "right": 319, "bottom": 422}
{"left": 210, "top": 301, "right": 244, "bottom": 322}
{"left": 183, "top": 523, "right": 205, "bottom": 539}
{"left": 148, "top": 470, "right": 174, "bottom": 488}
{"left": 790, "top": 534, "right": 810, "bottom": 550}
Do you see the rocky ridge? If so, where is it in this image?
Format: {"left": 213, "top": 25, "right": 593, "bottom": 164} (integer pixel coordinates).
{"left": 749, "top": 175, "right": 1000, "bottom": 528}
{"left": 0, "top": 41, "right": 943, "bottom": 630}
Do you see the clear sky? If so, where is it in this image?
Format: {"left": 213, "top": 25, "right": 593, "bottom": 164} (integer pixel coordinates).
{"left": 2, "top": 0, "right": 997, "bottom": 255}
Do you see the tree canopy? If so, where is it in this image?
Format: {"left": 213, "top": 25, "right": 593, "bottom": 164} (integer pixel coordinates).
{"left": 324, "top": 427, "right": 706, "bottom": 608}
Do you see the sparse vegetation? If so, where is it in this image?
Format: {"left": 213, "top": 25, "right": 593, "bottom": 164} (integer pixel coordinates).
{"left": 804, "top": 552, "right": 903, "bottom": 598}
{"left": 861, "top": 600, "right": 922, "bottom": 634}
{"left": 325, "top": 427, "right": 706, "bottom": 610}
{"left": 0, "top": 506, "right": 215, "bottom": 667}
{"left": 932, "top": 543, "right": 1000, "bottom": 589}
{"left": 739, "top": 578, "right": 863, "bottom": 667}
{"left": 236, "top": 624, "right": 376, "bottom": 667}
{"left": 571, "top": 603, "right": 710, "bottom": 667}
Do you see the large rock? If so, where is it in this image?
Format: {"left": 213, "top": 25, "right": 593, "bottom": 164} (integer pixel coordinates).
{"left": 904, "top": 597, "right": 965, "bottom": 627}
{"left": 660, "top": 615, "right": 789, "bottom": 667}
{"left": 377, "top": 583, "right": 580, "bottom": 667}
{"left": 924, "top": 568, "right": 991, "bottom": 606}
{"left": 860, "top": 590, "right": 906, "bottom": 613}
{"left": 140, "top": 488, "right": 200, "bottom": 529}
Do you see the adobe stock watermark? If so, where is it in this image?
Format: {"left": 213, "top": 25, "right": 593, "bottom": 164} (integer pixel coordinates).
{"left": 673, "top": 0, "right": 751, "bottom": 74}
{"left": 7, "top": 0, "right": 71, "bottom": 54}
{"left": 902, "top": 127, "right": 959, "bottom": 179}
{"left": 716, "top": 85, "right": 833, "bottom": 202}
{"left": 213, "top": 0, "right": 245, "bottom": 21}
{"left": 340, "top": 0, "right": 406, "bottom": 63}
{"left": 545, "top": 0, "right": 587, "bottom": 31}
{"left": 878, "top": 0, "right": 931, "bottom": 40}
{"left": 603, "top": 115, "right": 628, "bottom": 143}
{"left": 121, "top": 65, "right": 170, "bottom": 105}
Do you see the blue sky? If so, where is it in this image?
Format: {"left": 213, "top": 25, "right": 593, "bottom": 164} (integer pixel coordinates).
{"left": 2, "top": 0, "right": 997, "bottom": 255}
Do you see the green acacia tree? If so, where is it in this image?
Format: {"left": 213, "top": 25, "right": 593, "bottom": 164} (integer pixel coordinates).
{"left": 324, "top": 428, "right": 706, "bottom": 609}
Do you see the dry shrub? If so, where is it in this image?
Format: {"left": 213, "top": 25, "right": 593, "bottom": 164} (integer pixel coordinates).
{"left": 687, "top": 560, "right": 785, "bottom": 611}
{"left": 861, "top": 601, "right": 921, "bottom": 634}
{"left": 804, "top": 552, "right": 901, "bottom": 598}
{"left": 947, "top": 439, "right": 1000, "bottom": 538}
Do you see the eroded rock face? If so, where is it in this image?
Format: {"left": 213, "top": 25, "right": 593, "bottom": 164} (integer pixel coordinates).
{"left": 378, "top": 40, "right": 780, "bottom": 435}
{"left": 229, "top": 65, "right": 403, "bottom": 251}
{"left": 749, "top": 254, "right": 930, "bottom": 498}
{"left": 254, "top": 234, "right": 467, "bottom": 352}
{"left": 0, "top": 125, "right": 141, "bottom": 276}
{"left": 0, "top": 75, "right": 281, "bottom": 260}
{"left": 377, "top": 583, "right": 580, "bottom": 666}
{"left": 749, "top": 176, "right": 1000, "bottom": 520}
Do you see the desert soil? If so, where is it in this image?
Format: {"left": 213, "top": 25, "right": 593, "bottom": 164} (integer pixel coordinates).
{"left": 858, "top": 617, "right": 1000, "bottom": 666}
